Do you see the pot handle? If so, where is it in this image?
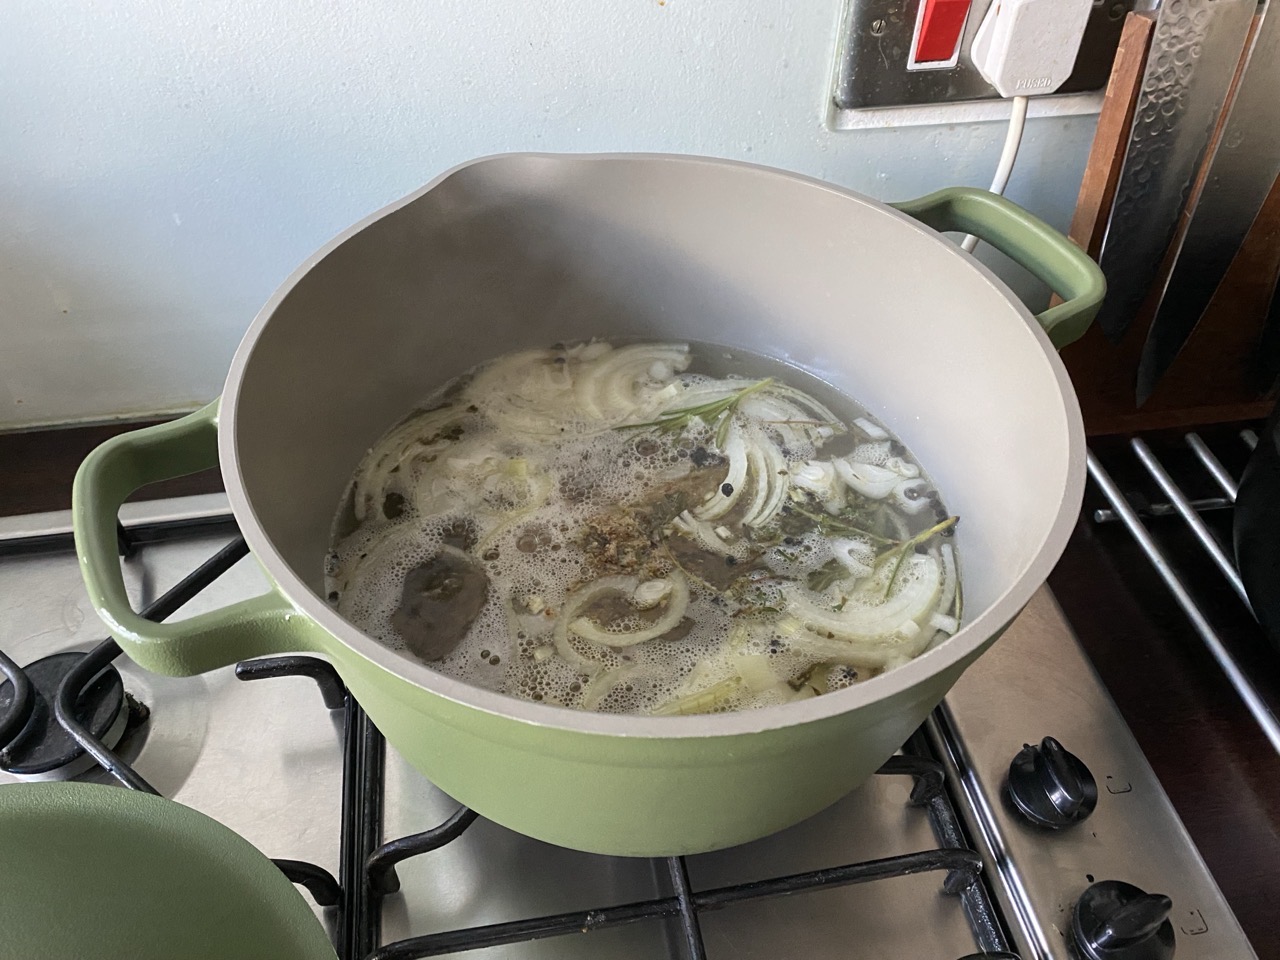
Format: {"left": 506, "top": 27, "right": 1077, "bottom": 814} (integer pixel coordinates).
{"left": 891, "top": 187, "right": 1105, "bottom": 349}
{"left": 72, "top": 400, "right": 320, "bottom": 677}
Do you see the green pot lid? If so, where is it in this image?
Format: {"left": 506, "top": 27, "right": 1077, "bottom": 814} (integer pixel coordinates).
{"left": 0, "top": 782, "right": 336, "bottom": 960}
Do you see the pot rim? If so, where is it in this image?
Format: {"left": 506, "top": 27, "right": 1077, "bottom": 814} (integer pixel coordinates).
{"left": 218, "top": 151, "right": 1086, "bottom": 740}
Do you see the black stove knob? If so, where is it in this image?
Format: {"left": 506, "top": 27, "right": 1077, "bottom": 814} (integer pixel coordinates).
{"left": 1072, "top": 880, "right": 1175, "bottom": 960}
{"left": 1006, "top": 736, "right": 1097, "bottom": 828}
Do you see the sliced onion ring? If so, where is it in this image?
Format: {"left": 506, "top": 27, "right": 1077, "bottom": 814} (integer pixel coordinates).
{"left": 574, "top": 343, "right": 690, "bottom": 420}
{"left": 833, "top": 458, "right": 899, "bottom": 500}
{"left": 563, "top": 571, "right": 691, "bottom": 649}
{"left": 781, "top": 551, "right": 942, "bottom": 643}
{"left": 741, "top": 428, "right": 789, "bottom": 528}
{"left": 693, "top": 422, "right": 747, "bottom": 521}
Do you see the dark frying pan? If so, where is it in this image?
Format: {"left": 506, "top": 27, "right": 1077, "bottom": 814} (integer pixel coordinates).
{"left": 1233, "top": 280, "right": 1280, "bottom": 647}
{"left": 1236, "top": 403, "right": 1280, "bottom": 647}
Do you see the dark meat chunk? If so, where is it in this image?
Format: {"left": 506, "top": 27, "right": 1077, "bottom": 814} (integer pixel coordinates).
{"left": 665, "top": 535, "right": 760, "bottom": 592}
{"left": 391, "top": 548, "right": 489, "bottom": 662}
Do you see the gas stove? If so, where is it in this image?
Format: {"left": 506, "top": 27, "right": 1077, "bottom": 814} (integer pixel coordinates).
{"left": 0, "top": 489, "right": 1255, "bottom": 960}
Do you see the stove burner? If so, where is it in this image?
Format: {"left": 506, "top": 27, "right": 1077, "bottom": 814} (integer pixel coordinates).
{"left": 0, "top": 652, "right": 127, "bottom": 780}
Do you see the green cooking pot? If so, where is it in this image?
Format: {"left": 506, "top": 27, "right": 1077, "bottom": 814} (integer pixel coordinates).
{"left": 0, "top": 782, "right": 336, "bottom": 959}
{"left": 73, "top": 154, "right": 1102, "bottom": 857}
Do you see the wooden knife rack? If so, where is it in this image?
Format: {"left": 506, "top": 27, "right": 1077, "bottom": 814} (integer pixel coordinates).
{"left": 1061, "top": 10, "right": 1280, "bottom": 436}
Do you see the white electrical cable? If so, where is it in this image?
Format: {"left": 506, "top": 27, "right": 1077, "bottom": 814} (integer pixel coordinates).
{"left": 960, "top": 95, "right": 1029, "bottom": 254}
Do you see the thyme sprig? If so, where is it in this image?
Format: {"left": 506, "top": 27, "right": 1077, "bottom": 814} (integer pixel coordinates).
{"left": 880, "top": 515, "right": 958, "bottom": 598}
{"left": 788, "top": 503, "right": 897, "bottom": 546}
{"left": 806, "top": 558, "right": 851, "bottom": 593}
{"left": 618, "top": 378, "right": 775, "bottom": 447}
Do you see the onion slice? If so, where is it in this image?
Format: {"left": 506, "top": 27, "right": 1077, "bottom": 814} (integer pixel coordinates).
{"left": 833, "top": 458, "right": 899, "bottom": 500}
{"left": 671, "top": 510, "right": 741, "bottom": 555}
{"left": 779, "top": 621, "right": 935, "bottom": 670}
{"left": 741, "top": 428, "right": 789, "bottom": 528}
{"left": 854, "top": 417, "right": 888, "bottom": 440}
{"left": 562, "top": 571, "right": 691, "bottom": 649}
{"left": 693, "top": 422, "right": 748, "bottom": 520}
{"left": 782, "top": 551, "right": 942, "bottom": 644}
{"left": 740, "top": 392, "right": 839, "bottom": 450}
{"left": 892, "top": 479, "right": 931, "bottom": 515}
{"left": 828, "top": 537, "right": 876, "bottom": 580}
{"left": 574, "top": 343, "right": 690, "bottom": 420}
{"left": 351, "top": 406, "right": 466, "bottom": 522}
{"left": 465, "top": 348, "right": 580, "bottom": 436}
{"left": 934, "top": 543, "right": 959, "bottom": 622}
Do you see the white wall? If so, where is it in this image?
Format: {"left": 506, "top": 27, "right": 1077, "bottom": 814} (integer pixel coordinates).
{"left": 0, "top": 0, "right": 1097, "bottom": 429}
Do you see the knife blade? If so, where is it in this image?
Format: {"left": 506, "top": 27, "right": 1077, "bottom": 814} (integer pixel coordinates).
{"left": 1093, "top": 0, "right": 1255, "bottom": 343}
{"left": 1136, "top": 2, "right": 1280, "bottom": 402}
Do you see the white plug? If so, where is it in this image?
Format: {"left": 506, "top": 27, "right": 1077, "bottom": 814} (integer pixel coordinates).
{"left": 970, "top": 0, "right": 1094, "bottom": 98}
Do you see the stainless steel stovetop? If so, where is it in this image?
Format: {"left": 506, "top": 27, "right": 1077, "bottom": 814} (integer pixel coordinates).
{"left": 0, "top": 494, "right": 1256, "bottom": 960}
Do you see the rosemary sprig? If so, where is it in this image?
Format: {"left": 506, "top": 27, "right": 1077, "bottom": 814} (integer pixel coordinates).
{"left": 761, "top": 418, "right": 842, "bottom": 428}
{"left": 617, "top": 378, "right": 775, "bottom": 448}
{"left": 731, "top": 604, "right": 783, "bottom": 618}
{"left": 787, "top": 662, "right": 824, "bottom": 692}
{"left": 806, "top": 558, "right": 851, "bottom": 592}
{"left": 788, "top": 502, "right": 897, "bottom": 546}
{"left": 880, "top": 515, "right": 958, "bottom": 599}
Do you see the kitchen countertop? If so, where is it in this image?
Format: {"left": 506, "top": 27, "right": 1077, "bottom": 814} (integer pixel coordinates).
{"left": 0, "top": 418, "right": 222, "bottom": 515}
{"left": 3, "top": 417, "right": 1278, "bottom": 957}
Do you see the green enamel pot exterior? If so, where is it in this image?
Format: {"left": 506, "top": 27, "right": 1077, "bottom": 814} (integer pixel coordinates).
{"left": 73, "top": 153, "right": 1100, "bottom": 857}
{"left": 0, "top": 782, "right": 337, "bottom": 960}
{"left": 331, "top": 631, "right": 1001, "bottom": 855}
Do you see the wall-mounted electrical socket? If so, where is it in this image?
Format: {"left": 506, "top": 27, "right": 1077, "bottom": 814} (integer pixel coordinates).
{"left": 832, "top": 0, "right": 1135, "bottom": 113}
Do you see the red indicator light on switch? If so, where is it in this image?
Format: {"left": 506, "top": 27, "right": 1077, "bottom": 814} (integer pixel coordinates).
{"left": 914, "top": 0, "right": 972, "bottom": 63}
